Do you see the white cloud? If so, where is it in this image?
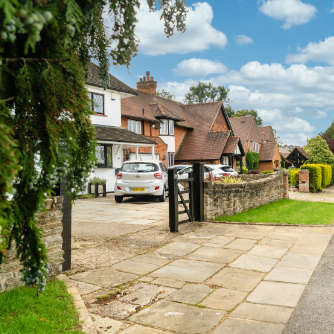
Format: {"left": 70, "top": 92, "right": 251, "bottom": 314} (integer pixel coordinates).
{"left": 174, "top": 58, "right": 227, "bottom": 77}
{"left": 132, "top": 1, "right": 227, "bottom": 56}
{"left": 331, "top": 3, "right": 334, "bottom": 13}
{"left": 235, "top": 35, "right": 254, "bottom": 45}
{"left": 259, "top": 0, "right": 317, "bottom": 29}
{"left": 316, "top": 111, "right": 327, "bottom": 118}
{"left": 286, "top": 36, "right": 334, "bottom": 65}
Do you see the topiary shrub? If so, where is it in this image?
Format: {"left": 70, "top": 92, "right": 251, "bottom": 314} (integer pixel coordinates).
{"left": 261, "top": 170, "right": 274, "bottom": 174}
{"left": 288, "top": 169, "right": 300, "bottom": 186}
{"left": 301, "top": 164, "right": 322, "bottom": 192}
{"left": 317, "top": 164, "right": 332, "bottom": 188}
{"left": 246, "top": 151, "right": 259, "bottom": 170}
{"left": 330, "top": 164, "right": 334, "bottom": 185}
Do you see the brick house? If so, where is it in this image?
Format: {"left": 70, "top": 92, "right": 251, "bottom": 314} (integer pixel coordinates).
{"left": 230, "top": 116, "right": 281, "bottom": 171}
{"left": 121, "top": 72, "right": 244, "bottom": 168}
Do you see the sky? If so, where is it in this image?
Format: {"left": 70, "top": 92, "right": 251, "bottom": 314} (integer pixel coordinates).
{"left": 106, "top": 0, "right": 334, "bottom": 146}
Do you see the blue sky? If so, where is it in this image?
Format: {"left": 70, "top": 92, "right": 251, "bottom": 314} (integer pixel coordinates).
{"left": 106, "top": 0, "right": 334, "bottom": 146}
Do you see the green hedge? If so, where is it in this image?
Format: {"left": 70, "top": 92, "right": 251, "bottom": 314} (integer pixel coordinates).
{"left": 288, "top": 169, "right": 300, "bottom": 186}
{"left": 241, "top": 166, "right": 248, "bottom": 174}
{"left": 301, "top": 164, "right": 322, "bottom": 192}
{"left": 261, "top": 170, "right": 274, "bottom": 174}
{"left": 318, "top": 164, "right": 332, "bottom": 188}
{"left": 246, "top": 151, "right": 259, "bottom": 170}
{"left": 330, "top": 164, "right": 334, "bottom": 185}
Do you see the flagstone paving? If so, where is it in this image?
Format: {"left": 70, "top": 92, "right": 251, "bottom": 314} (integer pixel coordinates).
{"left": 69, "top": 197, "right": 334, "bottom": 333}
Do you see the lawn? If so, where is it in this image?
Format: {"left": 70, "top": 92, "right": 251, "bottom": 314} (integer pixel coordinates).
{"left": 0, "top": 280, "right": 83, "bottom": 334}
{"left": 215, "top": 199, "right": 334, "bottom": 225}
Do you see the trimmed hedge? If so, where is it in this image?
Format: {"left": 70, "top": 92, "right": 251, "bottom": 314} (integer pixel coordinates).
{"left": 261, "top": 170, "right": 274, "bottom": 174}
{"left": 301, "top": 164, "right": 322, "bottom": 192}
{"left": 330, "top": 164, "right": 334, "bottom": 185}
{"left": 246, "top": 151, "right": 259, "bottom": 170}
{"left": 288, "top": 169, "right": 300, "bottom": 186}
{"left": 318, "top": 164, "right": 332, "bottom": 188}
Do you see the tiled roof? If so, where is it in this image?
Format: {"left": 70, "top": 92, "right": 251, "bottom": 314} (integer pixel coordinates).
{"left": 223, "top": 136, "right": 241, "bottom": 155}
{"left": 259, "top": 142, "right": 277, "bottom": 161}
{"left": 230, "top": 116, "right": 260, "bottom": 143}
{"left": 94, "top": 125, "right": 155, "bottom": 145}
{"left": 258, "top": 126, "right": 275, "bottom": 142}
{"left": 287, "top": 147, "right": 310, "bottom": 161}
{"left": 87, "top": 63, "right": 137, "bottom": 95}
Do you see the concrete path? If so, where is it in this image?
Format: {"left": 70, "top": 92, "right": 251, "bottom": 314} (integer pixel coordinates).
{"left": 69, "top": 198, "right": 334, "bottom": 333}
{"left": 289, "top": 185, "right": 334, "bottom": 203}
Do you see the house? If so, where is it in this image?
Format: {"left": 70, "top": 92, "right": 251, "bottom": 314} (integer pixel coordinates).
{"left": 121, "top": 72, "right": 244, "bottom": 169}
{"left": 286, "top": 147, "right": 310, "bottom": 168}
{"left": 230, "top": 116, "right": 281, "bottom": 171}
{"left": 86, "top": 64, "right": 156, "bottom": 191}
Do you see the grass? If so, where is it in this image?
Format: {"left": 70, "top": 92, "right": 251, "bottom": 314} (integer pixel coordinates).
{"left": 215, "top": 199, "right": 334, "bottom": 225}
{"left": 0, "top": 280, "right": 84, "bottom": 334}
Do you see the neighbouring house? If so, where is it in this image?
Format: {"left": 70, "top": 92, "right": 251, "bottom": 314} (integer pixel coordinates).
{"left": 230, "top": 116, "right": 281, "bottom": 171}
{"left": 286, "top": 147, "right": 310, "bottom": 168}
{"left": 121, "top": 72, "right": 245, "bottom": 169}
{"left": 86, "top": 64, "right": 156, "bottom": 192}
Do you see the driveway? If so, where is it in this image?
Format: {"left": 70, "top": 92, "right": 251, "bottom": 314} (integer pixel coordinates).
{"left": 69, "top": 198, "right": 334, "bottom": 333}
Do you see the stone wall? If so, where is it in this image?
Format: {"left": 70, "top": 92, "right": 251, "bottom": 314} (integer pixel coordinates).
{"left": 0, "top": 197, "right": 64, "bottom": 293}
{"left": 204, "top": 172, "right": 287, "bottom": 221}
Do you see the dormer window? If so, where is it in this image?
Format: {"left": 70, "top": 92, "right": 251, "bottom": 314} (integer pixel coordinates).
{"left": 160, "top": 119, "right": 174, "bottom": 136}
{"left": 128, "top": 119, "right": 142, "bottom": 134}
{"left": 89, "top": 92, "right": 104, "bottom": 115}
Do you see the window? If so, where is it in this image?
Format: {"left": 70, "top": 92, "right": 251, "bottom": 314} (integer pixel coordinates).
{"left": 168, "top": 152, "right": 174, "bottom": 167}
{"left": 128, "top": 119, "right": 142, "bottom": 134}
{"left": 89, "top": 92, "right": 104, "bottom": 114}
{"left": 252, "top": 142, "right": 259, "bottom": 153}
{"left": 122, "top": 162, "right": 159, "bottom": 173}
{"left": 96, "top": 144, "right": 112, "bottom": 168}
{"left": 160, "top": 119, "right": 174, "bottom": 135}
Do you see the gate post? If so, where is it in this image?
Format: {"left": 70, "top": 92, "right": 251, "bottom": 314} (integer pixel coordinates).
{"left": 193, "top": 162, "right": 204, "bottom": 222}
{"left": 60, "top": 178, "right": 72, "bottom": 271}
{"left": 168, "top": 168, "right": 179, "bottom": 232}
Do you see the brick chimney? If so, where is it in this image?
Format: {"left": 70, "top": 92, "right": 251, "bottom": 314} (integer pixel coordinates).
{"left": 136, "top": 71, "right": 157, "bottom": 95}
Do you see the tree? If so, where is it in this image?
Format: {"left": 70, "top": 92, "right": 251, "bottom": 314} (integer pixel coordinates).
{"left": 224, "top": 105, "right": 235, "bottom": 118}
{"left": 232, "top": 109, "right": 263, "bottom": 126}
{"left": 304, "top": 136, "right": 334, "bottom": 164}
{"left": 320, "top": 120, "right": 334, "bottom": 140}
{"left": 0, "top": 0, "right": 187, "bottom": 292}
{"left": 184, "top": 82, "right": 229, "bottom": 104}
{"left": 157, "top": 89, "right": 174, "bottom": 100}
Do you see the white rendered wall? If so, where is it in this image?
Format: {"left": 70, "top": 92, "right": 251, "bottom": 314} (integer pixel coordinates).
{"left": 159, "top": 136, "right": 175, "bottom": 153}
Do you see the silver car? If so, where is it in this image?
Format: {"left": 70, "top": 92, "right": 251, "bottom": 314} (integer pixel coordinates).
{"left": 114, "top": 161, "right": 168, "bottom": 203}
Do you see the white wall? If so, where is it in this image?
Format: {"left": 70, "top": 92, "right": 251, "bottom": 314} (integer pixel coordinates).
{"left": 86, "top": 84, "right": 121, "bottom": 127}
{"left": 160, "top": 136, "right": 175, "bottom": 153}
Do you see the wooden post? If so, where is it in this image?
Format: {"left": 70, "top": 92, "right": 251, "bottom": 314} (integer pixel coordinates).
{"left": 95, "top": 183, "right": 99, "bottom": 198}
{"left": 193, "top": 162, "right": 204, "bottom": 221}
{"left": 103, "top": 184, "right": 107, "bottom": 197}
{"left": 168, "top": 168, "right": 178, "bottom": 232}
{"left": 60, "top": 178, "right": 71, "bottom": 271}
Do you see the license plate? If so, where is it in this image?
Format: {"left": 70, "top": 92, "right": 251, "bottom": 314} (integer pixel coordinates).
{"left": 131, "top": 187, "right": 145, "bottom": 191}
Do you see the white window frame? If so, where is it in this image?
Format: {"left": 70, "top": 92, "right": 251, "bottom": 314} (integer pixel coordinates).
{"left": 160, "top": 119, "right": 174, "bottom": 136}
{"left": 128, "top": 119, "right": 142, "bottom": 135}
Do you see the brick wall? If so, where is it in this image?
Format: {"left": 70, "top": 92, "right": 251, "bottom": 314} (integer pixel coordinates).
{"left": 0, "top": 197, "right": 64, "bottom": 293}
{"left": 204, "top": 172, "right": 288, "bottom": 220}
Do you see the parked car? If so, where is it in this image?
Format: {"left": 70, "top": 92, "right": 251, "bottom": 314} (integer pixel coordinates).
{"left": 208, "top": 164, "right": 239, "bottom": 177}
{"left": 169, "top": 164, "right": 191, "bottom": 172}
{"left": 177, "top": 165, "right": 225, "bottom": 180}
{"left": 114, "top": 161, "right": 168, "bottom": 203}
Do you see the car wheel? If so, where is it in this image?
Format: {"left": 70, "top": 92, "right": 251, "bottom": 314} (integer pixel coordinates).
{"left": 159, "top": 189, "right": 166, "bottom": 202}
{"left": 115, "top": 196, "right": 123, "bottom": 203}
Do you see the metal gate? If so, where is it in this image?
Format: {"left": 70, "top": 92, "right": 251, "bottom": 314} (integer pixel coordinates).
{"left": 168, "top": 162, "right": 204, "bottom": 232}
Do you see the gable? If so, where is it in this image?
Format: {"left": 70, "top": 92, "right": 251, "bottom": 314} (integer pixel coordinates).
{"left": 210, "top": 109, "right": 229, "bottom": 132}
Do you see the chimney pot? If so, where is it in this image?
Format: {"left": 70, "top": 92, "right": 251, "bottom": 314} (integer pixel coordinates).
{"left": 136, "top": 71, "right": 157, "bottom": 95}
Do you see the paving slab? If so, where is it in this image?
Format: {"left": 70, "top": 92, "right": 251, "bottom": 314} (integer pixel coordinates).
{"left": 230, "top": 302, "right": 293, "bottom": 324}
{"left": 247, "top": 281, "right": 305, "bottom": 307}
{"left": 279, "top": 253, "right": 321, "bottom": 270}
{"left": 89, "top": 300, "right": 138, "bottom": 320}
{"left": 205, "top": 236, "right": 235, "bottom": 248}
{"left": 73, "top": 281, "right": 101, "bottom": 295}
{"left": 213, "top": 318, "right": 285, "bottom": 334}
{"left": 167, "top": 284, "right": 212, "bottom": 304}
{"left": 230, "top": 254, "right": 278, "bottom": 272}
{"left": 207, "top": 267, "right": 264, "bottom": 292}
{"left": 132, "top": 253, "right": 170, "bottom": 266}
{"left": 187, "top": 247, "right": 244, "bottom": 264}
{"left": 201, "top": 288, "right": 247, "bottom": 311}
{"left": 265, "top": 265, "right": 313, "bottom": 284}
{"left": 259, "top": 238, "right": 293, "bottom": 249}
{"left": 113, "top": 260, "right": 159, "bottom": 275}
{"left": 156, "top": 242, "right": 200, "bottom": 257}
{"left": 249, "top": 245, "right": 288, "bottom": 259}
{"left": 70, "top": 268, "right": 137, "bottom": 288}
{"left": 91, "top": 314, "right": 125, "bottom": 334}
{"left": 151, "top": 277, "right": 185, "bottom": 288}
{"left": 151, "top": 259, "right": 222, "bottom": 282}
{"left": 225, "top": 238, "right": 257, "bottom": 251}
{"left": 120, "top": 325, "right": 170, "bottom": 334}
{"left": 130, "top": 301, "right": 225, "bottom": 334}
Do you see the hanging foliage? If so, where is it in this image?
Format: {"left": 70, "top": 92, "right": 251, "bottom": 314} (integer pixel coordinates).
{"left": 0, "top": 0, "right": 187, "bottom": 292}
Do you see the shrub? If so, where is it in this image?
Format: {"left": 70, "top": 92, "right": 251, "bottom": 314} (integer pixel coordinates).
{"left": 241, "top": 166, "right": 248, "bottom": 174}
{"left": 301, "top": 164, "right": 322, "bottom": 192}
{"left": 216, "top": 176, "right": 243, "bottom": 184}
{"left": 330, "top": 164, "right": 334, "bottom": 185}
{"left": 261, "top": 170, "right": 274, "bottom": 174}
{"left": 288, "top": 169, "right": 300, "bottom": 186}
{"left": 89, "top": 177, "right": 106, "bottom": 185}
{"left": 246, "top": 151, "right": 259, "bottom": 170}
{"left": 318, "top": 164, "right": 332, "bottom": 188}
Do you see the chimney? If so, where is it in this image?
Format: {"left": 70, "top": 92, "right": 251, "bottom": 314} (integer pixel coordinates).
{"left": 136, "top": 71, "right": 157, "bottom": 95}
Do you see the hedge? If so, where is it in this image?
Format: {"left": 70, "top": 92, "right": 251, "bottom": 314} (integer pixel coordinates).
{"left": 288, "top": 168, "right": 300, "bottom": 186}
{"left": 300, "top": 164, "right": 322, "bottom": 192}
{"left": 330, "top": 164, "right": 334, "bottom": 185}
{"left": 318, "top": 164, "right": 332, "bottom": 188}
{"left": 241, "top": 166, "right": 248, "bottom": 174}
{"left": 261, "top": 170, "right": 274, "bottom": 174}
{"left": 246, "top": 151, "right": 259, "bottom": 170}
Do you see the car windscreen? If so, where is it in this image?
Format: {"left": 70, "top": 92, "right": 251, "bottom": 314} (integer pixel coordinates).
{"left": 122, "top": 163, "right": 159, "bottom": 173}
{"left": 178, "top": 167, "right": 192, "bottom": 174}
{"left": 221, "top": 167, "right": 235, "bottom": 172}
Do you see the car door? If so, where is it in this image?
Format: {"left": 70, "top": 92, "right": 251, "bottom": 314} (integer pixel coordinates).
{"left": 160, "top": 163, "right": 168, "bottom": 188}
